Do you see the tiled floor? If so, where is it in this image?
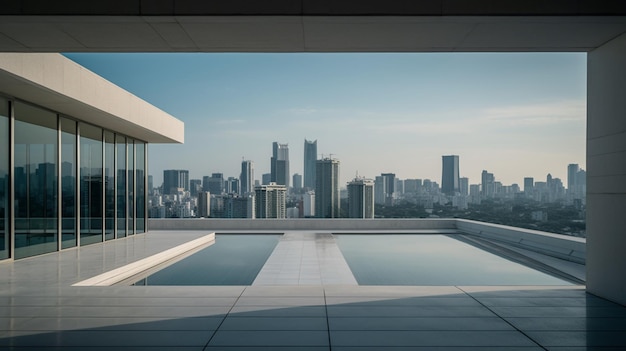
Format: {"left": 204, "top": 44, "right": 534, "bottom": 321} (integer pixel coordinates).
{"left": 253, "top": 231, "right": 357, "bottom": 285}
{"left": 0, "top": 231, "right": 625, "bottom": 350}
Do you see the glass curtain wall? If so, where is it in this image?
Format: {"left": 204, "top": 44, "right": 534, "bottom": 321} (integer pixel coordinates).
{"left": 13, "top": 102, "right": 58, "bottom": 259}
{"left": 0, "top": 98, "right": 9, "bottom": 259}
{"left": 80, "top": 124, "right": 103, "bottom": 245}
{"left": 104, "top": 131, "right": 115, "bottom": 240}
{"left": 127, "top": 139, "right": 134, "bottom": 234}
{"left": 136, "top": 141, "right": 145, "bottom": 233}
{"left": 60, "top": 118, "right": 77, "bottom": 249}
{"left": 116, "top": 135, "right": 127, "bottom": 238}
{"left": 0, "top": 97, "right": 148, "bottom": 260}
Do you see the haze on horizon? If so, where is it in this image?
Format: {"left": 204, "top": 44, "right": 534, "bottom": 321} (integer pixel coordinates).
{"left": 64, "top": 53, "right": 587, "bottom": 188}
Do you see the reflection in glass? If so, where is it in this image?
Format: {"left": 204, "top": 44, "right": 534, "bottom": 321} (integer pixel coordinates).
{"left": 0, "top": 98, "right": 9, "bottom": 259}
{"left": 61, "top": 118, "right": 77, "bottom": 249}
{"left": 14, "top": 102, "right": 58, "bottom": 259}
{"left": 104, "top": 131, "right": 115, "bottom": 240}
{"left": 80, "top": 124, "right": 103, "bottom": 245}
{"left": 127, "top": 139, "right": 134, "bottom": 235}
{"left": 136, "top": 141, "right": 145, "bottom": 233}
{"left": 116, "top": 135, "right": 126, "bottom": 238}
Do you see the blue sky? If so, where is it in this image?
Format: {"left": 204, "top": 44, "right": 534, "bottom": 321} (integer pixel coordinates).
{"left": 65, "top": 53, "right": 587, "bottom": 188}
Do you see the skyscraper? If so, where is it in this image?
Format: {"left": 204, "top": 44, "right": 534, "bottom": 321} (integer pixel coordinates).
{"left": 374, "top": 176, "right": 386, "bottom": 205}
{"left": 163, "top": 169, "right": 189, "bottom": 195}
{"left": 347, "top": 177, "right": 375, "bottom": 218}
{"left": 315, "top": 158, "right": 340, "bottom": 218}
{"left": 240, "top": 160, "right": 254, "bottom": 195}
{"left": 224, "top": 194, "right": 255, "bottom": 218}
{"left": 303, "top": 191, "right": 315, "bottom": 217}
{"left": 441, "top": 155, "right": 460, "bottom": 195}
{"left": 189, "top": 179, "right": 202, "bottom": 197}
{"left": 225, "top": 177, "right": 239, "bottom": 194}
{"left": 459, "top": 177, "right": 469, "bottom": 196}
{"left": 270, "top": 142, "right": 289, "bottom": 187}
{"left": 381, "top": 173, "right": 396, "bottom": 206}
{"left": 304, "top": 139, "right": 317, "bottom": 189}
{"left": 197, "top": 191, "right": 210, "bottom": 217}
{"left": 203, "top": 173, "right": 224, "bottom": 195}
{"left": 524, "top": 177, "right": 534, "bottom": 193}
{"left": 262, "top": 173, "right": 271, "bottom": 185}
{"left": 293, "top": 173, "right": 302, "bottom": 190}
{"left": 567, "top": 164, "right": 579, "bottom": 191}
{"left": 255, "top": 183, "right": 287, "bottom": 218}
{"left": 481, "top": 170, "right": 495, "bottom": 198}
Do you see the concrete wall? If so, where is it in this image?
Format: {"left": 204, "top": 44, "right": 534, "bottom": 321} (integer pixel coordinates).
{"left": 587, "top": 32, "right": 626, "bottom": 305}
{"left": 149, "top": 218, "right": 586, "bottom": 264}
{"left": 149, "top": 218, "right": 458, "bottom": 231}
{"left": 456, "top": 219, "right": 586, "bottom": 264}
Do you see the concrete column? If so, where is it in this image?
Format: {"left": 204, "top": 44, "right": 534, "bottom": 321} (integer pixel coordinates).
{"left": 587, "top": 32, "right": 626, "bottom": 305}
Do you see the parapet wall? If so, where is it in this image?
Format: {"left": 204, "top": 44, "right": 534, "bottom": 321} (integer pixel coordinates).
{"left": 148, "top": 218, "right": 586, "bottom": 263}
{"left": 455, "top": 219, "right": 586, "bottom": 264}
{"left": 149, "top": 218, "right": 457, "bottom": 231}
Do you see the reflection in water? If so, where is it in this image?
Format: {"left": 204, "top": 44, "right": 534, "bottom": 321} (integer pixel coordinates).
{"left": 134, "top": 234, "right": 280, "bottom": 286}
{"left": 335, "top": 234, "right": 571, "bottom": 286}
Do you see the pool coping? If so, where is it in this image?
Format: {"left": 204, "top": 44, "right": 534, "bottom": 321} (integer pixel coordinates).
{"left": 72, "top": 233, "right": 216, "bottom": 286}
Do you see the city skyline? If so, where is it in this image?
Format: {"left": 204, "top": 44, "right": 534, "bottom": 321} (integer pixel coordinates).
{"left": 64, "top": 53, "right": 587, "bottom": 186}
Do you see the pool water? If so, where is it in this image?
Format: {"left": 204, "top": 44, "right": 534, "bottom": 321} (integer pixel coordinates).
{"left": 334, "top": 234, "right": 571, "bottom": 285}
{"left": 133, "top": 234, "right": 280, "bottom": 286}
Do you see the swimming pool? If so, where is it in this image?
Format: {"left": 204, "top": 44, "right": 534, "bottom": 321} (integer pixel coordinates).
{"left": 132, "top": 233, "right": 571, "bottom": 286}
{"left": 334, "top": 234, "right": 571, "bottom": 285}
{"left": 133, "top": 234, "right": 280, "bottom": 286}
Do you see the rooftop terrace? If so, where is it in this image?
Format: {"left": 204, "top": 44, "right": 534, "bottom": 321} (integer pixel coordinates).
{"left": 1, "top": 220, "right": 624, "bottom": 349}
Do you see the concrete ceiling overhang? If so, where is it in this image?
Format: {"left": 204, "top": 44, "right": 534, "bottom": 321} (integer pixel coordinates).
{"left": 1, "top": 15, "right": 626, "bottom": 52}
{"left": 2, "top": 2, "right": 626, "bottom": 144}
{"left": 0, "top": 53, "right": 184, "bottom": 143}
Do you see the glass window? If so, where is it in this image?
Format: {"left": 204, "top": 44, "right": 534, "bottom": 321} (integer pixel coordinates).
{"left": 0, "top": 98, "right": 9, "bottom": 259}
{"left": 128, "top": 139, "right": 135, "bottom": 235}
{"left": 104, "top": 131, "right": 115, "bottom": 240}
{"left": 14, "top": 102, "right": 58, "bottom": 259}
{"left": 60, "top": 118, "right": 77, "bottom": 249}
{"left": 116, "top": 135, "right": 126, "bottom": 238}
{"left": 80, "top": 124, "right": 103, "bottom": 246}
{"left": 136, "top": 141, "right": 145, "bottom": 233}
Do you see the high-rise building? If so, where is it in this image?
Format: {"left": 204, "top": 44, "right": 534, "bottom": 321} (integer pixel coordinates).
{"left": 481, "top": 170, "right": 495, "bottom": 198}
{"left": 270, "top": 142, "right": 290, "bottom": 187}
{"left": 404, "top": 179, "right": 422, "bottom": 194}
{"left": 189, "top": 179, "right": 202, "bottom": 197}
{"left": 240, "top": 160, "right": 254, "bottom": 195}
{"left": 255, "top": 183, "right": 287, "bottom": 218}
{"left": 225, "top": 177, "right": 239, "bottom": 194}
{"left": 163, "top": 169, "right": 189, "bottom": 195}
{"left": 524, "top": 177, "right": 534, "bottom": 193}
{"left": 293, "top": 173, "right": 302, "bottom": 190}
{"left": 347, "top": 177, "right": 375, "bottom": 218}
{"left": 304, "top": 139, "right": 317, "bottom": 189}
{"left": 394, "top": 178, "right": 404, "bottom": 195}
{"left": 197, "top": 191, "right": 210, "bottom": 217}
{"left": 567, "top": 163, "right": 580, "bottom": 191}
{"left": 381, "top": 173, "right": 396, "bottom": 206}
{"left": 210, "top": 195, "right": 225, "bottom": 218}
{"left": 303, "top": 191, "right": 315, "bottom": 217}
{"left": 441, "top": 155, "right": 460, "bottom": 195}
{"left": 374, "top": 175, "right": 386, "bottom": 204}
{"left": 262, "top": 173, "right": 271, "bottom": 185}
{"left": 224, "top": 194, "right": 255, "bottom": 218}
{"left": 315, "top": 158, "right": 340, "bottom": 218}
{"left": 459, "top": 177, "right": 469, "bottom": 196}
{"left": 203, "top": 173, "right": 224, "bottom": 195}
